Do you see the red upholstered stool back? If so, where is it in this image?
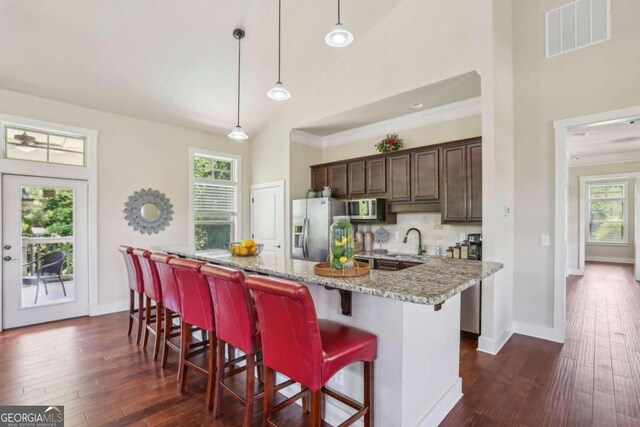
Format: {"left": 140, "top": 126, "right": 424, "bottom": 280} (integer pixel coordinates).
{"left": 201, "top": 264, "right": 259, "bottom": 354}
{"left": 169, "top": 258, "right": 214, "bottom": 332}
{"left": 118, "top": 245, "right": 143, "bottom": 293}
{"left": 245, "top": 276, "right": 323, "bottom": 389}
{"left": 150, "top": 253, "right": 180, "bottom": 313}
{"left": 133, "top": 249, "right": 162, "bottom": 303}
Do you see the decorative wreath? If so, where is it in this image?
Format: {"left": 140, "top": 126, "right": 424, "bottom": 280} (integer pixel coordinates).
{"left": 123, "top": 188, "right": 174, "bottom": 235}
{"left": 375, "top": 133, "right": 404, "bottom": 153}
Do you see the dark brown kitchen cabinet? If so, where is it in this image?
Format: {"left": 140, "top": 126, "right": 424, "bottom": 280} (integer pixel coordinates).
{"left": 441, "top": 140, "right": 482, "bottom": 223}
{"left": 374, "top": 259, "right": 422, "bottom": 270}
{"left": 348, "top": 160, "right": 366, "bottom": 195}
{"left": 375, "top": 259, "right": 401, "bottom": 271}
{"left": 466, "top": 142, "right": 482, "bottom": 222}
{"left": 411, "top": 148, "right": 439, "bottom": 201}
{"left": 328, "top": 163, "right": 348, "bottom": 197}
{"left": 311, "top": 165, "right": 328, "bottom": 192}
{"left": 388, "top": 154, "right": 411, "bottom": 202}
{"left": 366, "top": 158, "right": 386, "bottom": 194}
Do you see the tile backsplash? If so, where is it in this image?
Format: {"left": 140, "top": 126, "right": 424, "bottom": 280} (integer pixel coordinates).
{"left": 356, "top": 213, "right": 482, "bottom": 255}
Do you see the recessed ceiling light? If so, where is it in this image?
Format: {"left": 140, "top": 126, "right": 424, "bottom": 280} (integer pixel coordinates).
{"left": 410, "top": 103, "right": 424, "bottom": 109}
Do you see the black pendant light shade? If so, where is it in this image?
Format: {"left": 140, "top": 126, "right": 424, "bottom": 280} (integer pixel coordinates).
{"left": 229, "top": 28, "right": 248, "bottom": 140}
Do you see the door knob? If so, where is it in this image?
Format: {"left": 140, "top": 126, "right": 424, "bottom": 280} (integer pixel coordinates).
{"left": 274, "top": 245, "right": 281, "bottom": 248}
{"left": 3, "top": 256, "right": 13, "bottom": 261}
{"left": 3, "top": 245, "right": 10, "bottom": 250}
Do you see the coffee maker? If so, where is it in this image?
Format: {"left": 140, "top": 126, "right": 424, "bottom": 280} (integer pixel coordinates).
{"left": 467, "top": 233, "right": 482, "bottom": 260}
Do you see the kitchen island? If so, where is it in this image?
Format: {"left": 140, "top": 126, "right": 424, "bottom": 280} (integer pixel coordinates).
{"left": 156, "top": 245, "right": 502, "bottom": 427}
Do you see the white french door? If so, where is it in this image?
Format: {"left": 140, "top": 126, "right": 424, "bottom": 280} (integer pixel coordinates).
{"left": 250, "top": 181, "right": 285, "bottom": 258}
{"left": 2, "top": 175, "right": 89, "bottom": 328}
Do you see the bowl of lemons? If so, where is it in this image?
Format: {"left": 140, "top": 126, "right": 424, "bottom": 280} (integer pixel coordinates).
{"left": 227, "top": 240, "right": 263, "bottom": 257}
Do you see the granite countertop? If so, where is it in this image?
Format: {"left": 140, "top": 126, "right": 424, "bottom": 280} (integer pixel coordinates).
{"left": 154, "top": 245, "right": 503, "bottom": 306}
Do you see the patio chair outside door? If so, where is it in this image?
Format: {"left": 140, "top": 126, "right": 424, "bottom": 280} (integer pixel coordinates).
{"left": 2, "top": 175, "right": 89, "bottom": 328}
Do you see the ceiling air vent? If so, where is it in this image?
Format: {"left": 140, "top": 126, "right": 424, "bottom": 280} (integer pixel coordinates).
{"left": 546, "top": 0, "right": 610, "bottom": 58}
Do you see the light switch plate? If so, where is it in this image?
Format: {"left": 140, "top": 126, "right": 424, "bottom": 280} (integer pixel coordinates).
{"left": 395, "top": 231, "right": 400, "bottom": 239}
{"left": 541, "top": 235, "right": 550, "bottom": 246}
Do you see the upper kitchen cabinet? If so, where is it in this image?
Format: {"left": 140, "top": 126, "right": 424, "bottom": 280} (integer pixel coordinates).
{"left": 441, "top": 138, "right": 482, "bottom": 223}
{"left": 411, "top": 148, "right": 439, "bottom": 202}
{"left": 311, "top": 165, "right": 328, "bottom": 192}
{"left": 348, "top": 160, "right": 366, "bottom": 195}
{"left": 366, "top": 158, "right": 386, "bottom": 194}
{"left": 328, "top": 163, "right": 348, "bottom": 197}
{"left": 387, "top": 153, "right": 411, "bottom": 202}
{"left": 466, "top": 141, "right": 482, "bottom": 222}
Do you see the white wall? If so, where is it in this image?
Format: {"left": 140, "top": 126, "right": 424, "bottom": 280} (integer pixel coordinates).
{"left": 513, "top": 0, "right": 640, "bottom": 330}
{"left": 0, "top": 88, "right": 251, "bottom": 310}
{"left": 319, "top": 115, "right": 482, "bottom": 164}
{"left": 567, "top": 161, "right": 640, "bottom": 269}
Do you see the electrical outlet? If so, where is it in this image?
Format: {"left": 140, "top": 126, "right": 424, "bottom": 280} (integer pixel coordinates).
{"left": 459, "top": 232, "right": 466, "bottom": 242}
{"left": 541, "top": 234, "right": 550, "bottom": 246}
{"left": 395, "top": 231, "right": 400, "bottom": 239}
{"left": 334, "top": 369, "right": 344, "bottom": 386}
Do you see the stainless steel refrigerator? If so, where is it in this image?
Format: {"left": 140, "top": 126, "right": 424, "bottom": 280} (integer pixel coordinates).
{"left": 292, "top": 198, "right": 345, "bottom": 262}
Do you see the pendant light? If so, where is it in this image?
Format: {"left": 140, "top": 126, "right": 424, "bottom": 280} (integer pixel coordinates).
{"left": 267, "top": 0, "right": 291, "bottom": 100}
{"left": 228, "top": 28, "right": 248, "bottom": 140}
{"left": 325, "top": 0, "right": 353, "bottom": 48}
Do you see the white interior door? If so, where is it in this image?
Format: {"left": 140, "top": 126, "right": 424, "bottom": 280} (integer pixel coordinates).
{"left": 250, "top": 181, "right": 285, "bottom": 257}
{"left": 2, "top": 175, "right": 89, "bottom": 328}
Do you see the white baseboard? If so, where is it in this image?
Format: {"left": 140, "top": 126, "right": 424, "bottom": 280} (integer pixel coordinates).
{"left": 416, "top": 377, "right": 463, "bottom": 427}
{"left": 512, "top": 322, "right": 565, "bottom": 343}
{"left": 567, "top": 268, "right": 584, "bottom": 276}
{"left": 477, "top": 325, "right": 513, "bottom": 355}
{"left": 585, "top": 256, "right": 634, "bottom": 264}
{"left": 90, "top": 301, "right": 129, "bottom": 316}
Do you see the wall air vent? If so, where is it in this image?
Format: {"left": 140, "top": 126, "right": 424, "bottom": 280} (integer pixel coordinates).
{"left": 546, "top": 0, "right": 610, "bottom": 58}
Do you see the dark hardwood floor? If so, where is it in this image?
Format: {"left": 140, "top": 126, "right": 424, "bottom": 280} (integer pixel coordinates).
{"left": 443, "top": 261, "right": 640, "bottom": 426}
{"left": 1, "top": 261, "right": 639, "bottom": 426}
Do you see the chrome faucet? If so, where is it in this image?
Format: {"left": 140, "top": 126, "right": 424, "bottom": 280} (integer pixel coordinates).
{"left": 403, "top": 228, "right": 423, "bottom": 255}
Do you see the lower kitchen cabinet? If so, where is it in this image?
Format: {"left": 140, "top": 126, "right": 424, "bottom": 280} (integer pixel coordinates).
{"left": 374, "top": 259, "right": 422, "bottom": 271}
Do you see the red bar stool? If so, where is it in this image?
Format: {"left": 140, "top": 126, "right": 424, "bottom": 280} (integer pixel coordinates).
{"left": 150, "top": 253, "right": 182, "bottom": 371}
{"left": 246, "top": 276, "right": 377, "bottom": 427}
{"left": 132, "top": 249, "right": 163, "bottom": 360}
{"left": 118, "top": 245, "right": 144, "bottom": 345}
{"left": 201, "top": 264, "right": 278, "bottom": 426}
{"left": 169, "top": 258, "right": 216, "bottom": 409}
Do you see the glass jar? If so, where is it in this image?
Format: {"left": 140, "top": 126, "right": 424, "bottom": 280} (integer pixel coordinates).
{"left": 329, "top": 216, "right": 355, "bottom": 270}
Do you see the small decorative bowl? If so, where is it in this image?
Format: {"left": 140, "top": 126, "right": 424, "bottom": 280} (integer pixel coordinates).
{"left": 226, "top": 242, "right": 263, "bottom": 257}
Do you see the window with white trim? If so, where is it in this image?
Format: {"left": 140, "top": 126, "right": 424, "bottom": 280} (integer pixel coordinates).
{"left": 191, "top": 151, "right": 239, "bottom": 251}
{"left": 587, "top": 182, "right": 627, "bottom": 244}
{"left": 3, "top": 124, "right": 86, "bottom": 167}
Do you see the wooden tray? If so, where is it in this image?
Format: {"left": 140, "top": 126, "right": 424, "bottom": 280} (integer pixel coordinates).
{"left": 314, "top": 261, "right": 371, "bottom": 277}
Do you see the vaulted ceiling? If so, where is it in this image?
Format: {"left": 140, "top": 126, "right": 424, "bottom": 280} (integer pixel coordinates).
{"left": 0, "top": 0, "right": 402, "bottom": 136}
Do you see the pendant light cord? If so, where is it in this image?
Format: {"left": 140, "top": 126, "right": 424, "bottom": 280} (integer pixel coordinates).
{"left": 337, "top": 0, "right": 341, "bottom": 24}
{"left": 236, "top": 36, "right": 241, "bottom": 127}
{"left": 277, "top": 0, "right": 282, "bottom": 83}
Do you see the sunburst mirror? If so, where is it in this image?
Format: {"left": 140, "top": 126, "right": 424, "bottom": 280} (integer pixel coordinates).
{"left": 123, "top": 188, "right": 174, "bottom": 235}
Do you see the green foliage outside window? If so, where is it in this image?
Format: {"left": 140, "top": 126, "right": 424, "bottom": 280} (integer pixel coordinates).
{"left": 588, "top": 184, "right": 625, "bottom": 242}
{"left": 22, "top": 188, "right": 73, "bottom": 237}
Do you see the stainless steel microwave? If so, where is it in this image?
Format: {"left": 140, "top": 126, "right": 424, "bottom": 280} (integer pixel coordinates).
{"left": 345, "top": 198, "right": 386, "bottom": 221}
